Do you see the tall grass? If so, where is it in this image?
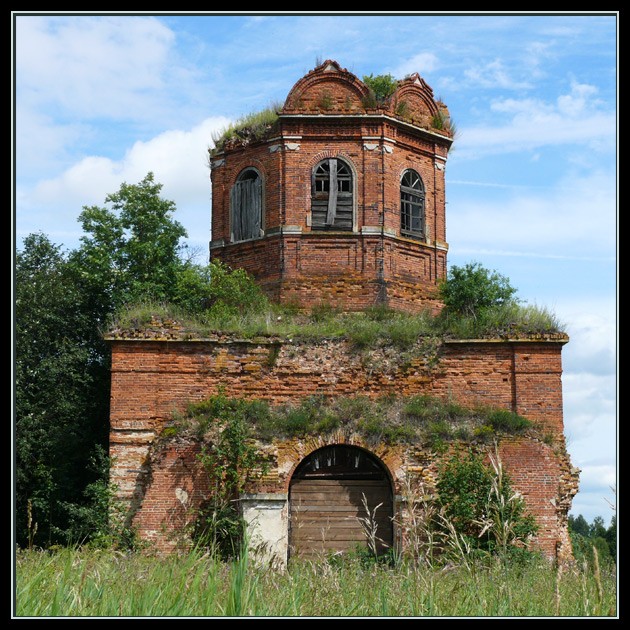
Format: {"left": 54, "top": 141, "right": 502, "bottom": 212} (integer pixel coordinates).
{"left": 211, "top": 104, "right": 281, "bottom": 153}
{"left": 109, "top": 301, "right": 564, "bottom": 346}
{"left": 15, "top": 547, "right": 616, "bottom": 618}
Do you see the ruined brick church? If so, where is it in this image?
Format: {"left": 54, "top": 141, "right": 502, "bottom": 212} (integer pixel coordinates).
{"left": 107, "top": 60, "right": 579, "bottom": 564}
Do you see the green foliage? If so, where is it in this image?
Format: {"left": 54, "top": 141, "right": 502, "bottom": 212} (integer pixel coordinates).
{"left": 316, "top": 90, "right": 334, "bottom": 110}
{"left": 485, "top": 409, "right": 532, "bottom": 433}
{"left": 171, "top": 262, "right": 214, "bottom": 314}
{"left": 184, "top": 394, "right": 271, "bottom": 441}
{"left": 403, "top": 395, "right": 467, "bottom": 422}
{"left": 176, "top": 393, "right": 537, "bottom": 447}
{"left": 569, "top": 514, "right": 616, "bottom": 566}
{"left": 109, "top": 261, "right": 271, "bottom": 337}
{"left": 569, "top": 513, "right": 590, "bottom": 537}
{"left": 362, "top": 73, "right": 398, "bottom": 106}
{"left": 203, "top": 260, "right": 270, "bottom": 319}
{"left": 71, "top": 172, "right": 188, "bottom": 315}
{"left": 327, "top": 543, "right": 397, "bottom": 569}
{"left": 259, "top": 395, "right": 339, "bottom": 438}
{"left": 171, "top": 259, "right": 271, "bottom": 324}
{"left": 15, "top": 233, "right": 110, "bottom": 548}
{"left": 605, "top": 515, "right": 617, "bottom": 558}
{"left": 60, "top": 447, "right": 137, "bottom": 549}
{"left": 438, "top": 261, "right": 518, "bottom": 319}
{"left": 183, "top": 394, "right": 270, "bottom": 559}
{"left": 15, "top": 175, "right": 203, "bottom": 548}
{"left": 436, "top": 448, "right": 538, "bottom": 555}
{"left": 441, "top": 300, "right": 565, "bottom": 340}
{"left": 394, "top": 99, "right": 410, "bottom": 118}
{"left": 112, "top": 293, "right": 564, "bottom": 344}
{"left": 211, "top": 103, "right": 281, "bottom": 153}
{"left": 431, "top": 110, "right": 457, "bottom": 135}
{"left": 437, "top": 449, "right": 493, "bottom": 541}
{"left": 14, "top": 547, "right": 618, "bottom": 616}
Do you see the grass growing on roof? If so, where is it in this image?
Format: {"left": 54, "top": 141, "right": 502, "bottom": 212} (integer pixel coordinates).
{"left": 108, "top": 299, "right": 565, "bottom": 345}
{"left": 167, "top": 391, "right": 534, "bottom": 445}
{"left": 211, "top": 103, "right": 282, "bottom": 154}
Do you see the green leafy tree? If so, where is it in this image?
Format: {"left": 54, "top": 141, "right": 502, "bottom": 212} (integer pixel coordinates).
{"left": 436, "top": 448, "right": 537, "bottom": 556}
{"left": 15, "top": 234, "right": 110, "bottom": 547}
{"left": 169, "top": 259, "right": 270, "bottom": 321}
{"left": 362, "top": 73, "right": 398, "bottom": 103}
{"left": 569, "top": 514, "right": 591, "bottom": 537}
{"left": 569, "top": 513, "right": 616, "bottom": 565}
{"left": 438, "top": 261, "right": 518, "bottom": 319}
{"left": 70, "top": 172, "right": 188, "bottom": 317}
{"left": 436, "top": 449, "right": 492, "bottom": 543}
{"left": 590, "top": 515, "right": 608, "bottom": 539}
{"left": 61, "top": 445, "right": 136, "bottom": 548}
{"left": 15, "top": 175, "right": 194, "bottom": 548}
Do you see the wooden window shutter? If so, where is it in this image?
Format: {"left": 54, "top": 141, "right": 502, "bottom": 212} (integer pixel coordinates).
{"left": 326, "top": 159, "right": 338, "bottom": 225}
{"left": 232, "top": 172, "right": 262, "bottom": 241}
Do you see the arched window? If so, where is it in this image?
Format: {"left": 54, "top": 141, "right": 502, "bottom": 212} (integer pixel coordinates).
{"left": 311, "top": 158, "right": 353, "bottom": 230}
{"left": 400, "top": 169, "right": 425, "bottom": 237}
{"left": 231, "top": 168, "right": 263, "bottom": 242}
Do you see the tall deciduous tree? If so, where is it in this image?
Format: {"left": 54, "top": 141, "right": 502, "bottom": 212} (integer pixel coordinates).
{"left": 15, "top": 174, "right": 192, "bottom": 547}
{"left": 568, "top": 513, "right": 616, "bottom": 565}
{"left": 15, "top": 233, "right": 110, "bottom": 547}
{"left": 70, "top": 172, "right": 188, "bottom": 318}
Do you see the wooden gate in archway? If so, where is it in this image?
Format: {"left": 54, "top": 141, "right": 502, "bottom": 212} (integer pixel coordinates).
{"left": 288, "top": 445, "right": 393, "bottom": 559}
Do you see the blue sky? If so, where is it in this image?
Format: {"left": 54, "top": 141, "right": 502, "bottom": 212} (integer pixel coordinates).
{"left": 12, "top": 12, "right": 617, "bottom": 524}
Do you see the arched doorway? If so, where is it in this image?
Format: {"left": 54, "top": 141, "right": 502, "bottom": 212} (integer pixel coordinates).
{"left": 288, "top": 445, "right": 393, "bottom": 559}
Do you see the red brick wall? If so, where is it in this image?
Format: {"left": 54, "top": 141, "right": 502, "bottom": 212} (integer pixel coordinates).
{"left": 115, "top": 64, "right": 578, "bottom": 559}
{"left": 209, "top": 62, "right": 451, "bottom": 313}
{"left": 108, "top": 335, "right": 577, "bottom": 559}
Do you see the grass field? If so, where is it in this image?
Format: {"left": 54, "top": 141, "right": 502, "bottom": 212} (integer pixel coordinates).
{"left": 14, "top": 547, "right": 617, "bottom": 618}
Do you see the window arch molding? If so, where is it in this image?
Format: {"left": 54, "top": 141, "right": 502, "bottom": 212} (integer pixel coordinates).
{"left": 230, "top": 167, "right": 264, "bottom": 242}
{"left": 400, "top": 168, "right": 425, "bottom": 238}
{"left": 310, "top": 156, "right": 356, "bottom": 231}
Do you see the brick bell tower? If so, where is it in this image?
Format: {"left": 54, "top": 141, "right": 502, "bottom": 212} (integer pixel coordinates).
{"left": 209, "top": 60, "right": 454, "bottom": 313}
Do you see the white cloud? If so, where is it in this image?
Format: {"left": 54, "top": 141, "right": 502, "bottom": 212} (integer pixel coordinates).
{"left": 464, "top": 58, "right": 532, "bottom": 90}
{"left": 563, "top": 375, "right": 616, "bottom": 523}
{"left": 19, "top": 116, "right": 231, "bottom": 252}
{"left": 557, "top": 80, "right": 601, "bottom": 116}
{"left": 570, "top": 460, "right": 617, "bottom": 521}
{"left": 453, "top": 80, "right": 615, "bottom": 158}
{"left": 446, "top": 170, "right": 616, "bottom": 259}
{"left": 16, "top": 15, "right": 176, "bottom": 119}
{"left": 523, "top": 41, "right": 555, "bottom": 79}
{"left": 577, "top": 464, "right": 617, "bottom": 493}
{"left": 15, "top": 108, "right": 91, "bottom": 179}
{"left": 563, "top": 372, "right": 616, "bottom": 434}
{"left": 554, "top": 297, "right": 616, "bottom": 523}
{"left": 562, "top": 370, "right": 616, "bottom": 520}
{"left": 392, "top": 52, "right": 439, "bottom": 78}
{"left": 558, "top": 303, "right": 617, "bottom": 376}
{"left": 570, "top": 488, "right": 616, "bottom": 522}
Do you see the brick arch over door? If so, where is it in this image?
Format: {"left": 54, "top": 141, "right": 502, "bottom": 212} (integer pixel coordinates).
{"left": 288, "top": 444, "right": 393, "bottom": 559}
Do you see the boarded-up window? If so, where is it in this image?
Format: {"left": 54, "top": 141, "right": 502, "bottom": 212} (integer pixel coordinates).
{"left": 231, "top": 169, "right": 263, "bottom": 242}
{"left": 289, "top": 445, "right": 393, "bottom": 559}
{"left": 311, "top": 158, "right": 353, "bottom": 231}
{"left": 400, "top": 169, "right": 425, "bottom": 237}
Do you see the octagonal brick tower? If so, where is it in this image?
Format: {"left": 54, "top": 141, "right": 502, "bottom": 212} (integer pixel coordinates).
{"left": 209, "top": 60, "right": 454, "bottom": 313}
